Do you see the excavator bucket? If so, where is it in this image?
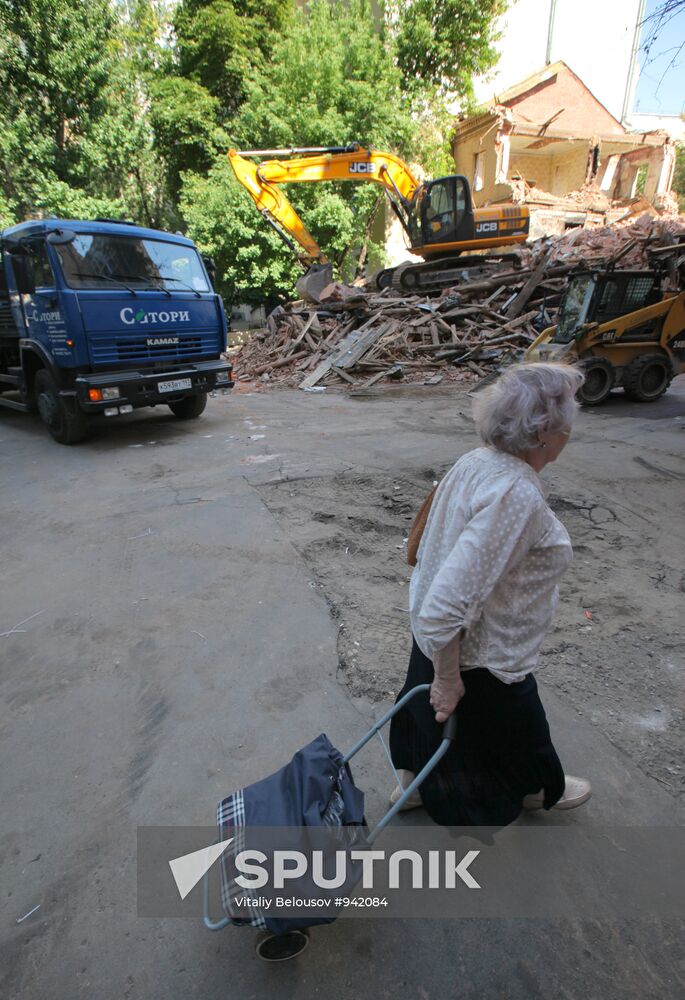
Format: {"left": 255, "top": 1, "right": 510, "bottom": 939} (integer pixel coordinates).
{"left": 295, "top": 263, "right": 335, "bottom": 303}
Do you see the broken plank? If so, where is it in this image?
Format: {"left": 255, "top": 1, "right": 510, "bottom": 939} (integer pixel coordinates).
{"left": 358, "top": 365, "right": 403, "bottom": 388}
{"left": 292, "top": 312, "right": 316, "bottom": 344}
{"left": 411, "top": 342, "right": 468, "bottom": 354}
{"left": 467, "top": 360, "right": 489, "bottom": 377}
{"left": 504, "top": 251, "right": 551, "bottom": 318}
{"left": 252, "top": 350, "right": 307, "bottom": 376}
{"left": 432, "top": 314, "right": 455, "bottom": 337}
{"left": 299, "top": 320, "right": 388, "bottom": 388}
{"left": 485, "top": 309, "right": 538, "bottom": 334}
{"left": 334, "top": 321, "right": 392, "bottom": 370}
{"left": 331, "top": 366, "right": 358, "bottom": 385}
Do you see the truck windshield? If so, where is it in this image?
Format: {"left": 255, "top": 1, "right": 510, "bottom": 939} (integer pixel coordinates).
{"left": 53, "top": 234, "right": 210, "bottom": 293}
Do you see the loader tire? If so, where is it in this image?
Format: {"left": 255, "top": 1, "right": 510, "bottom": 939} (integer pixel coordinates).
{"left": 622, "top": 354, "right": 673, "bottom": 402}
{"left": 577, "top": 357, "right": 614, "bottom": 406}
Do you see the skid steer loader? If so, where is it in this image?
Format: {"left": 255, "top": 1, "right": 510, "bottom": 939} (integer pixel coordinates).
{"left": 526, "top": 254, "right": 685, "bottom": 405}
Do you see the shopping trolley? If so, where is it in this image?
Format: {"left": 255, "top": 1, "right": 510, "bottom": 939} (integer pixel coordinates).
{"left": 203, "top": 683, "right": 456, "bottom": 961}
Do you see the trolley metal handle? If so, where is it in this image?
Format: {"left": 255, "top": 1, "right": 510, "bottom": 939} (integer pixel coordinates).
{"left": 203, "top": 848, "right": 230, "bottom": 931}
{"left": 203, "top": 684, "right": 456, "bottom": 928}
{"left": 342, "top": 683, "right": 457, "bottom": 843}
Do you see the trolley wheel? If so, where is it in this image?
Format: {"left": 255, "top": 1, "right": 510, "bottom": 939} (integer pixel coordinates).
{"left": 577, "top": 357, "right": 614, "bottom": 406}
{"left": 168, "top": 392, "right": 207, "bottom": 419}
{"left": 622, "top": 353, "right": 673, "bottom": 402}
{"left": 254, "top": 928, "right": 310, "bottom": 962}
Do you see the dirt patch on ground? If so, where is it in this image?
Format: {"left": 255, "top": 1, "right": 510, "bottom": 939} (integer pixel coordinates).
{"left": 257, "top": 468, "right": 684, "bottom": 798}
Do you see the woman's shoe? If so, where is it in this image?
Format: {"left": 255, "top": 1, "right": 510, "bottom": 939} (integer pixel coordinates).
{"left": 523, "top": 775, "right": 592, "bottom": 811}
{"left": 389, "top": 769, "right": 423, "bottom": 811}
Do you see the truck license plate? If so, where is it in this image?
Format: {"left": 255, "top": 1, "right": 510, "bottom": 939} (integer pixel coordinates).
{"left": 158, "top": 378, "right": 192, "bottom": 393}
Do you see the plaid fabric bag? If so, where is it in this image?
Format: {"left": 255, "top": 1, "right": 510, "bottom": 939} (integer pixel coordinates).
{"left": 217, "top": 733, "right": 366, "bottom": 934}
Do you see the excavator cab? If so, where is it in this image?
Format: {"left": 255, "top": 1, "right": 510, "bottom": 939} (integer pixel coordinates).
{"left": 407, "top": 176, "right": 474, "bottom": 250}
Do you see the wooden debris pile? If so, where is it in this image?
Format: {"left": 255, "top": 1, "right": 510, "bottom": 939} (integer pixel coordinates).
{"left": 233, "top": 213, "right": 685, "bottom": 390}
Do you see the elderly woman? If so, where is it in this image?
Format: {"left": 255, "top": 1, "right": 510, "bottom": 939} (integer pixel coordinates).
{"left": 388, "top": 361, "right": 591, "bottom": 826}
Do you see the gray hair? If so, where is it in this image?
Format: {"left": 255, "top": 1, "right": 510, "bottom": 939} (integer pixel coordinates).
{"left": 472, "top": 361, "right": 585, "bottom": 455}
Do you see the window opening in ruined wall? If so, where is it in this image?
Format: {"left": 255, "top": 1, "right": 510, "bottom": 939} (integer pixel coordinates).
{"left": 473, "top": 151, "right": 484, "bottom": 192}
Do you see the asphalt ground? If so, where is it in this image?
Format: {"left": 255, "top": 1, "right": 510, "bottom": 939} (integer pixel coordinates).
{"left": 1, "top": 378, "right": 684, "bottom": 999}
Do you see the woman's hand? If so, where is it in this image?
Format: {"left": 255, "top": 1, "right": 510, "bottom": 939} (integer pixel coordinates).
{"left": 430, "top": 631, "right": 464, "bottom": 724}
{"left": 429, "top": 673, "right": 465, "bottom": 724}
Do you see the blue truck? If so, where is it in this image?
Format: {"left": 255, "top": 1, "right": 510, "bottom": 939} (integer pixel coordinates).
{"left": 0, "top": 218, "right": 234, "bottom": 443}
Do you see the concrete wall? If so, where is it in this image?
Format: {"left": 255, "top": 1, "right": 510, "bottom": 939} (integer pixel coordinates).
{"left": 455, "top": 128, "right": 596, "bottom": 204}
{"left": 453, "top": 129, "right": 513, "bottom": 205}
{"left": 611, "top": 144, "right": 673, "bottom": 201}
{"left": 472, "top": 0, "right": 642, "bottom": 123}
{"left": 508, "top": 152, "right": 554, "bottom": 191}
{"left": 547, "top": 144, "right": 593, "bottom": 195}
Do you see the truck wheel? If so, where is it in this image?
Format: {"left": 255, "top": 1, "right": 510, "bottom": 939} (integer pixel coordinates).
{"left": 577, "top": 357, "right": 614, "bottom": 406}
{"left": 168, "top": 392, "right": 207, "bottom": 419}
{"left": 34, "top": 369, "right": 88, "bottom": 444}
{"left": 622, "top": 354, "right": 673, "bottom": 402}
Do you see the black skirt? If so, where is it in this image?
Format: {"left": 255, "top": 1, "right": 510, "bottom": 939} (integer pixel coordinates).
{"left": 389, "top": 638, "right": 565, "bottom": 828}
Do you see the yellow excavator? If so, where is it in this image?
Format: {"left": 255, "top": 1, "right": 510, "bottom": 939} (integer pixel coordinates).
{"left": 228, "top": 144, "right": 529, "bottom": 299}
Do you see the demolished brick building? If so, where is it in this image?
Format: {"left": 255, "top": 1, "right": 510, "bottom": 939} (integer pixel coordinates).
{"left": 452, "top": 61, "right": 678, "bottom": 237}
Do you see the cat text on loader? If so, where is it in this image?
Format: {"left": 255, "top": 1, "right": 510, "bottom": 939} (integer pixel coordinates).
{"left": 228, "top": 145, "right": 529, "bottom": 299}
{"left": 526, "top": 257, "right": 685, "bottom": 406}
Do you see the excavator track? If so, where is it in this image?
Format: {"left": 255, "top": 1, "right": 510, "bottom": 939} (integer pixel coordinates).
{"left": 378, "top": 253, "right": 524, "bottom": 294}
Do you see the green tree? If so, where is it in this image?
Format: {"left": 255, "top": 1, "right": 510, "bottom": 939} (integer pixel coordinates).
{"left": 148, "top": 76, "right": 226, "bottom": 196}
{"left": 174, "top": 0, "right": 293, "bottom": 118}
{"left": 673, "top": 143, "right": 685, "bottom": 212}
{"left": 393, "top": 0, "right": 507, "bottom": 101}
{"left": 148, "top": 0, "right": 293, "bottom": 196}
{"left": 233, "top": 0, "right": 415, "bottom": 153}
{"left": 0, "top": 0, "right": 117, "bottom": 219}
{"left": 0, "top": 0, "right": 172, "bottom": 226}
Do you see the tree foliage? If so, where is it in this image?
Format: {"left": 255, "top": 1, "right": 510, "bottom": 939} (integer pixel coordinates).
{"left": 149, "top": 0, "right": 292, "bottom": 195}
{"left": 0, "top": 0, "right": 172, "bottom": 226}
{"left": 674, "top": 143, "right": 685, "bottom": 212}
{"left": 174, "top": 0, "right": 292, "bottom": 118}
{"left": 393, "top": 0, "right": 506, "bottom": 100}
{"left": 233, "top": 0, "right": 415, "bottom": 153}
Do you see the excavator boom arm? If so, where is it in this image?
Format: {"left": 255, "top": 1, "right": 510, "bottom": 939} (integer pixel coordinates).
{"left": 228, "top": 146, "right": 421, "bottom": 266}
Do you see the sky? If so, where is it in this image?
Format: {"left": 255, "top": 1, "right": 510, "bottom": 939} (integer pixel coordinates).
{"left": 634, "top": 0, "right": 685, "bottom": 116}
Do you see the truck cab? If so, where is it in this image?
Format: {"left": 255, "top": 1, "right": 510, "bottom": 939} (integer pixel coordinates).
{"left": 0, "top": 218, "right": 233, "bottom": 443}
